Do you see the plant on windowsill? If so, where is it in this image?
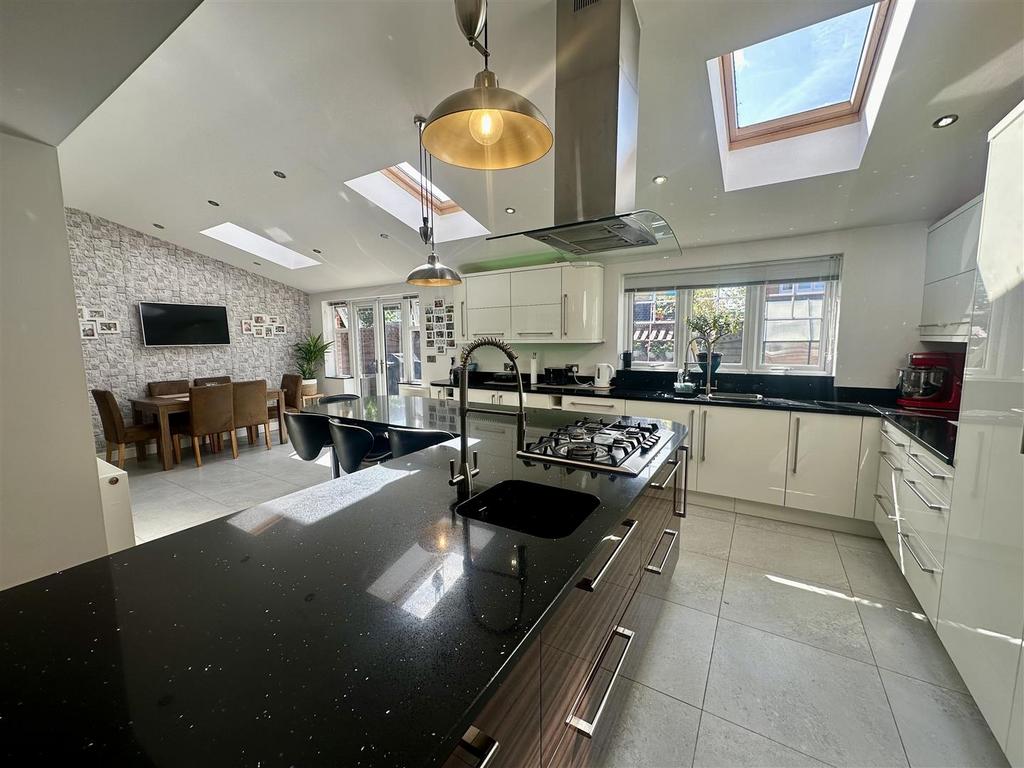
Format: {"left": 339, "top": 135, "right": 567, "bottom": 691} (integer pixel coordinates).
{"left": 293, "top": 333, "right": 334, "bottom": 396}
{"left": 686, "top": 300, "right": 742, "bottom": 394}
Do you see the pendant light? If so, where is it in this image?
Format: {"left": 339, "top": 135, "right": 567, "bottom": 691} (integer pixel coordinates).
{"left": 406, "top": 116, "right": 463, "bottom": 287}
{"left": 422, "top": 0, "right": 552, "bottom": 171}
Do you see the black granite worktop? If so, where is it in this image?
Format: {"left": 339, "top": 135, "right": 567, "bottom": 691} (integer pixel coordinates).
{"left": 0, "top": 403, "right": 684, "bottom": 766}
{"left": 877, "top": 409, "right": 958, "bottom": 465}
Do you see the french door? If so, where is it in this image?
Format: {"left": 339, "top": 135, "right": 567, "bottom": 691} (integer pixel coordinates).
{"left": 353, "top": 298, "right": 420, "bottom": 397}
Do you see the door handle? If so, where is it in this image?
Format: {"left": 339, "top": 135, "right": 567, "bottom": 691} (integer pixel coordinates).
{"left": 568, "top": 401, "right": 616, "bottom": 410}
{"left": 873, "top": 493, "right": 898, "bottom": 521}
{"left": 791, "top": 416, "right": 801, "bottom": 473}
{"left": 700, "top": 410, "right": 707, "bottom": 462}
{"left": 687, "top": 409, "right": 694, "bottom": 461}
{"left": 879, "top": 451, "right": 903, "bottom": 472}
{"left": 881, "top": 429, "right": 906, "bottom": 449}
{"left": 649, "top": 458, "right": 679, "bottom": 489}
{"left": 461, "top": 301, "right": 466, "bottom": 337}
{"left": 457, "top": 726, "right": 499, "bottom": 768}
{"left": 577, "top": 519, "right": 638, "bottom": 592}
{"left": 562, "top": 293, "right": 568, "bottom": 337}
{"left": 565, "top": 626, "right": 635, "bottom": 737}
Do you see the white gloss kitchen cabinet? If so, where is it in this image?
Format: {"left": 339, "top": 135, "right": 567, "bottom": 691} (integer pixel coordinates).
{"left": 457, "top": 263, "right": 604, "bottom": 343}
{"left": 935, "top": 102, "right": 1023, "bottom": 764}
{"left": 919, "top": 194, "right": 982, "bottom": 341}
{"left": 695, "top": 406, "right": 790, "bottom": 506}
{"left": 784, "top": 412, "right": 863, "bottom": 517}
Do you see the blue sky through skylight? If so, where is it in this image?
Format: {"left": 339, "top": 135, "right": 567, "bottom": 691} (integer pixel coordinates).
{"left": 733, "top": 4, "right": 874, "bottom": 127}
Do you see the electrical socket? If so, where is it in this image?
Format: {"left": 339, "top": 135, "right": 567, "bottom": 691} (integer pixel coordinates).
{"left": 503, "top": 362, "right": 515, "bottom": 372}
{"left": 566, "top": 363, "right": 579, "bottom": 374}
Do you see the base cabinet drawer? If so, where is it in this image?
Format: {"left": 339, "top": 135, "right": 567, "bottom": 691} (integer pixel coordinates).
{"left": 893, "top": 516, "right": 943, "bottom": 619}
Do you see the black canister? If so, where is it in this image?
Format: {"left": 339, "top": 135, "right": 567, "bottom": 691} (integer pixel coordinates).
{"left": 620, "top": 351, "right": 632, "bottom": 369}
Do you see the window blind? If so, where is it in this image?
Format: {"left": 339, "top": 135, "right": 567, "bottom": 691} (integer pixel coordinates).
{"left": 623, "top": 254, "right": 842, "bottom": 293}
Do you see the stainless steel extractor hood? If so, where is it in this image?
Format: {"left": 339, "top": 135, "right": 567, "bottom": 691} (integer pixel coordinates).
{"left": 488, "top": 0, "right": 680, "bottom": 258}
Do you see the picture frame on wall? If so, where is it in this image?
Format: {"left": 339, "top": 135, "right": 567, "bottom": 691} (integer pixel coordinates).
{"left": 85, "top": 308, "right": 104, "bottom": 320}
{"left": 434, "top": 299, "right": 444, "bottom": 308}
{"left": 273, "top": 324, "right": 286, "bottom": 335}
{"left": 77, "top": 307, "right": 85, "bottom": 319}
{"left": 97, "top": 320, "right": 120, "bottom": 334}
{"left": 252, "top": 313, "right": 267, "bottom": 325}
{"left": 253, "top": 325, "right": 266, "bottom": 337}
{"left": 264, "top": 326, "right": 275, "bottom": 338}
{"left": 80, "top": 321, "right": 98, "bottom": 339}
{"left": 267, "top": 316, "right": 280, "bottom": 325}
{"left": 241, "top": 319, "right": 253, "bottom": 334}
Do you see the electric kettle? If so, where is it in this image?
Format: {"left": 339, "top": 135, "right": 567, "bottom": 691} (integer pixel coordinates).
{"left": 594, "top": 363, "right": 615, "bottom": 389}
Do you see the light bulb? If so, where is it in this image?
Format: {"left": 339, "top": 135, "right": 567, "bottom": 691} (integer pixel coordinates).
{"left": 468, "top": 109, "right": 504, "bottom": 146}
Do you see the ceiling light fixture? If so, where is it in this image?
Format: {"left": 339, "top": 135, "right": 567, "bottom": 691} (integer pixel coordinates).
{"left": 273, "top": 170, "right": 287, "bottom": 178}
{"left": 932, "top": 114, "right": 958, "bottom": 129}
{"left": 421, "top": 0, "right": 552, "bottom": 170}
{"left": 406, "top": 116, "right": 463, "bottom": 287}
{"left": 653, "top": 175, "right": 668, "bottom": 185}
{"left": 505, "top": 206, "right": 516, "bottom": 214}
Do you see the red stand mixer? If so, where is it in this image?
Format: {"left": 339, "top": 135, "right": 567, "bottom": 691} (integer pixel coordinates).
{"left": 896, "top": 352, "right": 966, "bottom": 412}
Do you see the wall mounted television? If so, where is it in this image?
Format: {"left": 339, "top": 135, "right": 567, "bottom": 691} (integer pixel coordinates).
{"left": 139, "top": 302, "right": 230, "bottom": 346}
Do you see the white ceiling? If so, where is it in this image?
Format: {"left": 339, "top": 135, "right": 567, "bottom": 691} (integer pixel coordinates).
{"left": 57, "top": 0, "right": 1023, "bottom": 294}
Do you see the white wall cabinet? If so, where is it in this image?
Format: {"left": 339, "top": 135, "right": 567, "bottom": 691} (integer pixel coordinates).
{"left": 452, "top": 280, "right": 468, "bottom": 342}
{"left": 919, "top": 194, "right": 982, "bottom": 341}
{"left": 697, "top": 406, "right": 790, "bottom": 506}
{"left": 465, "top": 273, "right": 510, "bottom": 309}
{"left": 511, "top": 268, "right": 562, "bottom": 306}
{"left": 510, "top": 304, "right": 561, "bottom": 340}
{"left": 466, "top": 307, "right": 511, "bottom": 339}
{"left": 935, "top": 102, "right": 1023, "bottom": 764}
{"left": 784, "top": 413, "right": 863, "bottom": 518}
{"left": 561, "top": 264, "right": 604, "bottom": 342}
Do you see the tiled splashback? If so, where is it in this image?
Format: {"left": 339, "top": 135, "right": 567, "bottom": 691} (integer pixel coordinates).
{"left": 66, "top": 209, "right": 310, "bottom": 450}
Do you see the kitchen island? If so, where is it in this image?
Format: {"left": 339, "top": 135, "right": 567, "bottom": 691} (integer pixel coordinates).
{"left": 0, "top": 402, "right": 685, "bottom": 766}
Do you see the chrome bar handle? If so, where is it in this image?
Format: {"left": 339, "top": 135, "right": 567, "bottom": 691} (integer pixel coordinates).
{"left": 898, "top": 531, "right": 938, "bottom": 574}
{"left": 878, "top": 450, "right": 903, "bottom": 472}
{"left": 687, "top": 409, "right": 695, "bottom": 461}
{"left": 907, "top": 452, "right": 952, "bottom": 480}
{"left": 700, "top": 410, "right": 707, "bottom": 462}
{"left": 644, "top": 529, "right": 679, "bottom": 574}
{"left": 460, "top": 300, "right": 467, "bottom": 337}
{"left": 458, "top": 726, "right": 500, "bottom": 768}
{"left": 649, "top": 458, "right": 679, "bottom": 489}
{"left": 561, "top": 294, "right": 567, "bottom": 337}
{"left": 567, "top": 401, "right": 616, "bottom": 410}
{"left": 517, "top": 331, "right": 555, "bottom": 336}
{"left": 577, "top": 519, "right": 638, "bottom": 592}
{"left": 873, "top": 492, "right": 898, "bottom": 521}
{"left": 881, "top": 430, "right": 906, "bottom": 448}
{"left": 791, "top": 416, "right": 801, "bottom": 474}
{"left": 903, "top": 478, "right": 948, "bottom": 511}
{"left": 565, "top": 626, "right": 635, "bottom": 737}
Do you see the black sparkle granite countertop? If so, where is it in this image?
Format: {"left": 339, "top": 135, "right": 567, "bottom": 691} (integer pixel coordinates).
{"left": 877, "top": 409, "right": 958, "bottom": 465}
{"left": 0, "top": 403, "right": 683, "bottom": 766}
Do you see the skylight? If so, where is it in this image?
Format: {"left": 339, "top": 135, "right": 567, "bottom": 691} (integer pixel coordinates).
{"left": 200, "top": 222, "right": 320, "bottom": 269}
{"left": 344, "top": 163, "right": 489, "bottom": 243}
{"left": 721, "top": 1, "right": 891, "bottom": 148}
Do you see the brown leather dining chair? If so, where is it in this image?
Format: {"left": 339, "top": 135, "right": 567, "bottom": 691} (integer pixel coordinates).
{"left": 180, "top": 384, "right": 236, "bottom": 466}
{"left": 194, "top": 375, "right": 231, "bottom": 387}
{"left": 92, "top": 389, "right": 162, "bottom": 468}
{"left": 233, "top": 380, "right": 272, "bottom": 450}
{"left": 147, "top": 379, "right": 189, "bottom": 397}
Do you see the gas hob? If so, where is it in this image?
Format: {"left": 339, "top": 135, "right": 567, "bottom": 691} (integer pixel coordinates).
{"left": 517, "top": 418, "right": 673, "bottom": 476}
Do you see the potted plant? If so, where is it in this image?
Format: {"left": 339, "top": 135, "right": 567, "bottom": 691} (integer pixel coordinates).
{"left": 685, "top": 297, "right": 742, "bottom": 393}
{"left": 293, "top": 333, "right": 333, "bottom": 396}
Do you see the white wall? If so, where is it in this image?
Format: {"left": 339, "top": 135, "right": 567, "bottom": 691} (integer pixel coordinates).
{"left": 0, "top": 133, "right": 107, "bottom": 589}
{"left": 309, "top": 222, "right": 929, "bottom": 391}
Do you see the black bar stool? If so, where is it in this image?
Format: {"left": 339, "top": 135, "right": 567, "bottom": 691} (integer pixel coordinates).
{"left": 328, "top": 419, "right": 377, "bottom": 474}
{"left": 283, "top": 412, "right": 340, "bottom": 478}
{"left": 318, "top": 394, "right": 359, "bottom": 404}
{"left": 388, "top": 427, "right": 456, "bottom": 459}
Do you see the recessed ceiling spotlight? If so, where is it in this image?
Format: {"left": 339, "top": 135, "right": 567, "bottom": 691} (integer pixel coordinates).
{"left": 652, "top": 175, "right": 668, "bottom": 185}
{"left": 208, "top": 199, "right": 220, "bottom": 207}
{"left": 932, "top": 114, "right": 958, "bottom": 129}
{"left": 505, "top": 207, "right": 516, "bottom": 214}
{"left": 153, "top": 223, "right": 165, "bottom": 229}
{"left": 312, "top": 249, "right": 322, "bottom": 254}
{"left": 379, "top": 233, "right": 390, "bottom": 239}
{"left": 273, "top": 170, "right": 287, "bottom": 179}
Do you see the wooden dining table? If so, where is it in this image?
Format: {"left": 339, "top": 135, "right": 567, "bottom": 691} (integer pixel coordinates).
{"left": 130, "top": 388, "right": 289, "bottom": 471}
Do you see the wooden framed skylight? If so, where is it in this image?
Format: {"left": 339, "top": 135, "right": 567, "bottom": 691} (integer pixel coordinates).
{"left": 720, "top": 0, "right": 892, "bottom": 149}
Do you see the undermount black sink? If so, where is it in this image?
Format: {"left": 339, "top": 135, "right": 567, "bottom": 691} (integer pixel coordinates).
{"left": 456, "top": 480, "right": 600, "bottom": 539}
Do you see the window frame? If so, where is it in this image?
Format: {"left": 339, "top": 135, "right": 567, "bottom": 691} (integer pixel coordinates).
{"left": 719, "top": 0, "right": 892, "bottom": 150}
{"left": 321, "top": 294, "right": 423, "bottom": 384}
{"left": 624, "top": 280, "right": 839, "bottom": 376}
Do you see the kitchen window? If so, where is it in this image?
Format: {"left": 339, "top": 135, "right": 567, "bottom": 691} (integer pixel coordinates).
{"left": 623, "top": 256, "right": 841, "bottom": 374}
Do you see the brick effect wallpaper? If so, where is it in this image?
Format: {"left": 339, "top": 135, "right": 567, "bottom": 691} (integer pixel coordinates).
{"left": 66, "top": 209, "right": 310, "bottom": 449}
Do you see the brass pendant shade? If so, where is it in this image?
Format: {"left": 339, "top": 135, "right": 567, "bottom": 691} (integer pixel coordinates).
{"left": 423, "top": 69, "right": 552, "bottom": 170}
{"left": 406, "top": 250, "right": 463, "bottom": 287}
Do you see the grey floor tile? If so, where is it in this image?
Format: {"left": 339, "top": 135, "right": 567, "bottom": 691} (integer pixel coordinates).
{"left": 838, "top": 545, "right": 920, "bottom": 608}
{"left": 131, "top": 491, "right": 232, "bottom": 541}
{"left": 858, "top": 598, "right": 967, "bottom": 692}
{"left": 880, "top": 669, "right": 1009, "bottom": 768}
{"left": 642, "top": 550, "right": 727, "bottom": 615}
{"left": 679, "top": 514, "right": 735, "bottom": 560}
{"left": 687, "top": 504, "right": 736, "bottom": 523}
{"left": 621, "top": 593, "right": 718, "bottom": 707}
{"left": 720, "top": 561, "right": 873, "bottom": 663}
{"left": 593, "top": 679, "right": 701, "bottom": 768}
{"left": 729, "top": 526, "right": 850, "bottom": 589}
{"left": 693, "top": 713, "right": 829, "bottom": 768}
{"left": 735, "top": 513, "right": 835, "bottom": 543}
{"left": 704, "top": 619, "right": 907, "bottom": 767}
{"left": 833, "top": 531, "right": 888, "bottom": 554}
